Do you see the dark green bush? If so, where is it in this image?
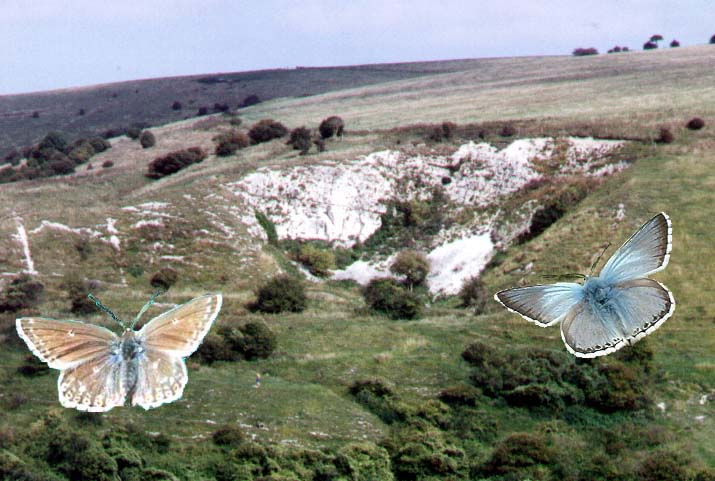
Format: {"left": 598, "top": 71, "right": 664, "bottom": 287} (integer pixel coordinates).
{"left": 389, "top": 250, "right": 429, "bottom": 288}
{"left": 252, "top": 274, "right": 307, "bottom": 313}
{"left": 196, "top": 333, "right": 235, "bottom": 364}
{"left": 287, "top": 127, "right": 312, "bottom": 154}
{"left": 126, "top": 127, "right": 142, "bottom": 140}
{"left": 67, "top": 140, "right": 96, "bottom": 164}
{"left": 428, "top": 121, "right": 457, "bottom": 142}
{"left": 150, "top": 267, "right": 178, "bottom": 290}
{"left": 139, "top": 130, "right": 156, "bottom": 149}
{"left": 318, "top": 116, "right": 344, "bottom": 139}
{"left": 39, "top": 131, "right": 68, "bottom": 153}
{"left": 146, "top": 147, "right": 206, "bottom": 179}
{"left": 63, "top": 274, "right": 95, "bottom": 315}
{"left": 482, "top": 432, "right": 554, "bottom": 478}
{"left": 386, "top": 427, "right": 466, "bottom": 481}
{"left": 213, "top": 425, "right": 246, "bottom": 447}
{"left": 248, "top": 119, "right": 288, "bottom": 144}
{"left": 687, "top": 117, "right": 705, "bottom": 130}
{"left": 572, "top": 47, "right": 599, "bottom": 56}
{"left": 636, "top": 449, "right": 692, "bottom": 481}
{"left": 88, "top": 137, "right": 112, "bottom": 153}
{"left": 214, "top": 130, "right": 250, "bottom": 156}
{"left": 0, "top": 274, "right": 44, "bottom": 312}
{"left": 334, "top": 442, "right": 394, "bottom": 481}
{"left": 458, "top": 276, "right": 489, "bottom": 313}
{"left": 349, "top": 378, "right": 395, "bottom": 398}
{"left": 438, "top": 384, "right": 482, "bottom": 407}
{"left": 255, "top": 211, "right": 278, "bottom": 245}
{"left": 241, "top": 94, "right": 261, "bottom": 108}
{"left": 171, "top": 101, "right": 182, "bottom": 110}
{"left": 197, "top": 106, "right": 209, "bottom": 116}
{"left": 234, "top": 321, "right": 277, "bottom": 360}
{"left": 101, "top": 160, "right": 113, "bottom": 169}
{"left": 17, "top": 354, "right": 50, "bottom": 377}
{"left": 657, "top": 126, "right": 674, "bottom": 144}
{"left": 363, "top": 278, "right": 422, "bottom": 320}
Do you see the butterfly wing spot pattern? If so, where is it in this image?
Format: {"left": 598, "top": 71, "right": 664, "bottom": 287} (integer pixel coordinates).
{"left": 16, "top": 293, "right": 222, "bottom": 412}
{"left": 496, "top": 213, "right": 674, "bottom": 358}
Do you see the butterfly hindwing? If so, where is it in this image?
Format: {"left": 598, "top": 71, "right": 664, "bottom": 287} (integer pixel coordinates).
{"left": 137, "top": 293, "right": 222, "bottom": 357}
{"left": 131, "top": 348, "right": 188, "bottom": 410}
{"left": 560, "top": 278, "right": 675, "bottom": 358}
{"left": 599, "top": 212, "right": 672, "bottom": 282}
{"left": 58, "top": 352, "right": 127, "bottom": 412}
{"left": 494, "top": 283, "right": 584, "bottom": 327}
{"left": 16, "top": 318, "right": 118, "bottom": 369}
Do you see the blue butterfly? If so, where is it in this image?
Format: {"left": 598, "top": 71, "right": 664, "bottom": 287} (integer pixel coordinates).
{"left": 495, "top": 213, "right": 674, "bottom": 358}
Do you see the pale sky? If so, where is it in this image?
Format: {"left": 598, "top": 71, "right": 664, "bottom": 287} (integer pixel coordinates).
{"left": 2, "top": 0, "right": 714, "bottom": 95}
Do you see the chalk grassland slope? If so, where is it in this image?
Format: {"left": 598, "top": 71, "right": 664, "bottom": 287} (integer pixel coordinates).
{"left": 0, "top": 45, "right": 714, "bottom": 473}
{"left": 244, "top": 45, "right": 715, "bottom": 135}
{"left": 0, "top": 60, "right": 473, "bottom": 154}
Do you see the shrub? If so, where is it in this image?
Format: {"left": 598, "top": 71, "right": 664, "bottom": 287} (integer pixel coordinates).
{"left": 39, "top": 132, "right": 68, "bottom": 152}
{"left": 17, "top": 354, "right": 50, "bottom": 377}
{"left": 438, "top": 384, "right": 481, "bottom": 406}
{"left": 572, "top": 47, "right": 598, "bottom": 56}
{"left": 428, "top": 121, "right": 458, "bottom": 142}
{"left": 171, "top": 101, "right": 182, "bottom": 110}
{"left": 287, "top": 127, "right": 312, "bottom": 154}
{"left": 241, "top": 94, "right": 261, "bottom": 107}
{"left": 146, "top": 147, "right": 206, "bottom": 179}
{"left": 78, "top": 108, "right": 86, "bottom": 115}
{"left": 711, "top": 34, "right": 715, "bottom": 45}
{"left": 102, "top": 127, "right": 127, "bottom": 139}
{"left": 458, "top": 276, "right": 488, "bottom": 313}
{"left": 297, "top": 244, "right": 336, "bottom": 277}
{"left": 67, "top": 140, "right": 96, "bottom": 164}
{"left": 213, "top": 102, "right": 230, "bottom": 113}
{"left": 88, "top": 137, "right": 112, "bottom": 152}
{"left": 235, "top": 321, "right": 277, "bottom": 360}
{"left": 656, "top": 126, "right": 674, "bottom": 144}
{"left": 349, "top": 378, "right": 395, "bottom": 398}
{"left": 47, "top": 157, "right": 76, "bottom": 175}
{"left": 319, "top": 116, "right": 345, "bottom": 139}
{"left": 637, "top": 449, "right": 692, "bottom": 481}
{"left": 229, "top": 116, "right": 242, "bottom": 127}
{"left": 335, "top": 442, "right": 394, "bottom": 481}
{"left": 139, "top": 130, "right": 156, "bottom": 149}
{"left": 252, "top": 274, "right": 307, "bottom": 313}
{"left": 0, "top": 274, "right": 44, "bottom": 312}
{"left": 687, "top": 117, "right": 705, "bottom": 130}
{"left": 214, "top": 130, "right": 250, "bottom": 156}
{"left": 670, "top": 39, "right": 680, "bottom": 47}
{"left": 500, "top": 123, "right": 517, "bottom": 137}
{"left": 150, "top": 267, "right": 178, "bottom": 290}
{"left": 3, "top": 149, "right": 20, "bottom": 166}
{"left": 254, "top": 211, "right": 278, "bottom": 245}
{"left": 248, "top": 119, "right": 288, "bottom": 144}
{"left": 126, "top": 127, "right": 142, "bottom": 140}
{"left": 196, "top": 334, "right": 235, "bottom": 364}
{"left": 390, "top": 250, "right": 429, "bottom": 288}
{"left": 197, "top": 106, "right": 209, "bottom": 116}
{"left": 31, "top": 111, "right": 40, "bottom": 118}
{"left": 313, "top": 138, "right": 326, "bottom": 152}
{"left": 63, "top": 274, "right": 96, "bottom": 315}
{"left": 363, "top": 277, "right": 422, "bottom": 320}
{"left": 644, "top": 41, "right": 658, "bottom": 50}
{"left": 482, "top": 432, "right": 554, "bottom": 477}
{"left": 213, "top": 425, "right": 246, "bottom": 447}
{"left": 101, "top": 160, "right": 114, "bottom": 169}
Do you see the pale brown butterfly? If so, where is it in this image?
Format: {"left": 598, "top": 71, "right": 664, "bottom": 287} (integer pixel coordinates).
{"left": 16, "top": 292, "right": 222, "bottom": 412}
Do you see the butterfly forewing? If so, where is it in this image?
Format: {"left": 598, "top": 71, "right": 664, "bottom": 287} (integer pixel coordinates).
{"left": 137, "top": 293, "right": 222, "bottom": 357}
{"left": 58, "top": 352, "right": 126, "bottom": 412}
{"left": 599, "top": 212, "right": 672, "bottom": 282}
{"left": 494, "top": 283, "right": 583, "bottom": 327}
{"left": 131, "top": 348, "right": 188, "bottom": 410}
{"left": 16, "top": 318, "right": 118, "bottom": 369}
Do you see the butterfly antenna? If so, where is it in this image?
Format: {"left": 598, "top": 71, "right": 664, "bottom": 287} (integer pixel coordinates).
{"left": 130, "top": 290, "right": 163, "bottom": 330}
{"left": 589, "top": 242, "right": 611, "bottom": 276}
{"left": 88, "top": 293, "right": 126, "bottom": 329}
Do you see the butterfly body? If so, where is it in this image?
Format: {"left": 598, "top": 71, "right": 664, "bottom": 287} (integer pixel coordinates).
{"left": 17, "top": 293, "right": 222, "bottom": 411}
{"left": 495, "top": 213, "right": 674, "bottom": 358}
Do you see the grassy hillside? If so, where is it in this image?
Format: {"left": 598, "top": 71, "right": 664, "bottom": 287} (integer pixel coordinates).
{"left": 1, "top": 46, "right": 715, "bottom": 479}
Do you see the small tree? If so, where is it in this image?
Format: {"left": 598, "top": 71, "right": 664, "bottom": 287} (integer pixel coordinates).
{"left": 649, "top": 34, "right": 663, "bottom": 44}
{"left": 363, "top": 277, "right": 422, "bottom": 320}
{"left": 252, "top": 274, "right": 307, "bottom": 313}
{"left": 297, "top": 244, "right": 336, "bottom": 277}
{"left": 39, "top": 131, "right": 68, "bottom": 152}
{"left": 171, "top": 101, "right": 182, "bottom": 110}
{"left": 643, "top": 41, "right": 658, "bottom": 50}
{"left": 139, "top": 130, "right": 156, "bottom": 148}
{"left": 236, "top": 321, "right": 277, "bottom": 360}
{"left": 459, "top": 276, "right": 489, "bottom": 313}
{"left": 687, "top": 117, "right": 705, "bottom": 130}
{"left": 390, "top": 250, "right": 429, "bottom": 289}
{"left": 319, "top": 116, "right": 345, "bottom": 139}
{"left": 710, "top": 34, "right": 715, "bottom": 44}
{"left": 670, "top": 39, "right": 680, "bottom": 48}
{"left": 214, "top": 130, "right": 250, "bottom": 156}
{"left": 287, "top": 127, "right": 312, "bottom": 154}
{"left": 248, "top": 119, "right": 288, "bottom": 144}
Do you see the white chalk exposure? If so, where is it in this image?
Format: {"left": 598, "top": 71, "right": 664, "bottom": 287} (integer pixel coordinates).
{"left": 14, "top": 218, "right": 37, "bottom": 274}
{"left": 426, "top": 233, "right": 494, "bottom": 296}
{"left": 229, "top": 137, "right": 626, "bottom": 295}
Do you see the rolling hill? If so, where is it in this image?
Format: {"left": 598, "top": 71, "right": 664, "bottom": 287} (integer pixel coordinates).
{"left": 1, "top": 45, "right": 715, "bottom": 480}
